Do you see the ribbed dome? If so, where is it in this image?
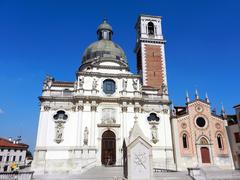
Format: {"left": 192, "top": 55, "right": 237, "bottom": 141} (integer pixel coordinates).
{"left": 81, "top": 20, "right": 128, "bottom": 66}
{"left": 82, "top": 40, "right": 127, "bottom": 64}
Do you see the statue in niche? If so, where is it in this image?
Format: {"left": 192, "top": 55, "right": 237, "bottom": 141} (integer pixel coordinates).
{"left": 79, "top": 76, "right": 84, "bottom": 89}
{"left": 151, "top": 125, "right": 158, "bottom": 144}
{"left": 55, "top": 122, "right": 64, "bottom": 144}
{"left": 122, "top": 79, "right": 128, "bottom": 91}
{"left": 132, "top": 79, "right": 138, "bottom": 90}
{"left": 83, "top": 127, "right": 89, "bottom": 145}
{"left": 92, "top": 78, "right": 98, "bottom": 90}
{"left": 161, "top": 83, "right": 168, "bottom": 95}
{"left": 43, "top": 75, "right": 54, "bottom": 90}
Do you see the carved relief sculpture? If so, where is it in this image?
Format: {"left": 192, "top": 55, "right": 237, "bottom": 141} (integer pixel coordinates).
{"left": 55, "top": 122, "right": 64, "bottom": 144}
{"left": 83, "top": 127, "right": 89, "bottom": 145}
{"left": 53, "top": 111, "right": 68, "bottom": 144}
{"left": 92, "top": 78, "right": 98, "bottom": 90}
{"left": 151, "top": 125, "right": 158, "bottom": 144}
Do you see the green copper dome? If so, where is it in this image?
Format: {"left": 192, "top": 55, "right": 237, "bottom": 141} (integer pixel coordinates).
{"left": 81, "top": 20, "right": 128, "bottom": 65}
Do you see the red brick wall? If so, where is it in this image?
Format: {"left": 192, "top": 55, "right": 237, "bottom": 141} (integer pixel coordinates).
{"left": 144, "top": 44, "right": 164, "bottom": 90}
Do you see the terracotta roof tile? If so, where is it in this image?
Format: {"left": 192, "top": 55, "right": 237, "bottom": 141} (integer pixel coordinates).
{"left": 0, "top": 138, "right": 28, "bottom": 149}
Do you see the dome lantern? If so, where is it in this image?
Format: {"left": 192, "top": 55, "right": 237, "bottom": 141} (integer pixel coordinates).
{"left": 97, "top": 19, "right": 113, "bottom": 40}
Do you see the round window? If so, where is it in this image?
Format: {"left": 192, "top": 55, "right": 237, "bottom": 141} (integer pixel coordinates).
{"left": 103, "top": 79, "right": 116, "bottom": 94}
{"left": 196, "top": 117, "right": 206, "bottom": 128}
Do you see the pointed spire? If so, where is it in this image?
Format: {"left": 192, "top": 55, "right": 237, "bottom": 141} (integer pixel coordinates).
{"left": 221, "top": 103, "right": 225, "bottom": 116}
{"left": 195, "top": 89, "right": 199, "bottom": 100}
{"left": 205, "top": 92, "right": 210, "bottom": 103}
{"left": 171, "top": 102, "right": 176, "bottom": 116}
{"left": 212, "top": 107, "right": 217, "bottom": 115}
{"left": 186, "top": 91, "right": 190, "bottom": 103}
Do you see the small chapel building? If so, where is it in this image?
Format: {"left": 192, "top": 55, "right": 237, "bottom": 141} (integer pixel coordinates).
{"left": 32, "top": 15, "right": 176, "bottom": 174}
{"left": 171, "top": 92, "right": 234, "bottom": 171}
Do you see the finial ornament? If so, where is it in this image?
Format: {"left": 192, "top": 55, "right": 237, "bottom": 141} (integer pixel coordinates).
{"left": 195, "top": 89, "right": 199, "bottom": 100}
{"left": 205, "top": 92, "right": 210, "bottom": 103}
{"left": 186, "top": 91, "right": 190, "bottom": 103}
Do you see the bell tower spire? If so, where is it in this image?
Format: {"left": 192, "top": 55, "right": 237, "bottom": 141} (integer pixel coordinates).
{"left": 135, "top": 15, "right": 167, "bottom": 94}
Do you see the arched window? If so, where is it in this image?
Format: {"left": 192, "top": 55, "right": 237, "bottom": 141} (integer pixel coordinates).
{"left": 217, "top": 134, "right": 223, "bottom": 149}
{"left": 148, "top": 22, "right": 155, "bottom": 35}
{"left": 182, "top": 133, "right": 188, "bottom": 149}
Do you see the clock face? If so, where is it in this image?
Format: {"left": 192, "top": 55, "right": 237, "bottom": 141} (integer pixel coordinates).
{"left": 195, "top": 105, "right": 203, "bottom": 113}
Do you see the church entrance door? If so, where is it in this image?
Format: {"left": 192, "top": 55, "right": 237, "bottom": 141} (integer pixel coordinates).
{"left": 201, "top": 147, "right": 211, "bottom": 163}
{"left": 101, "top": 130, "right": 116, "bottom": 166}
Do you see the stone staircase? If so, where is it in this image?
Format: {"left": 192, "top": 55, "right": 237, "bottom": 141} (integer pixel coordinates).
{"left": 33, "top": 166, "right": 240, "bottom": 180}
{"left": 154, "top": 171, "right": 192, "bottom": 180}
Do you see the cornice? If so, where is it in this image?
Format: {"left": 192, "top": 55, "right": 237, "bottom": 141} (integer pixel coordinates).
{"left": 39, "top": 95, "right": 171, "bottom": 105}
{"left": 76, "top": 71, "right": 141, "bottom": 78}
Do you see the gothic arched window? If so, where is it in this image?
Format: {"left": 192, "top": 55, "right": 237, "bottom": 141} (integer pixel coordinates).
{"left": 148, "top": 22, "right": 155, "bottom": 35}
{"left": 182, "top": 133, "right": 188, "bottom": 149}
{"left": 217, "top": 134, "right": 223, "bottom": 149}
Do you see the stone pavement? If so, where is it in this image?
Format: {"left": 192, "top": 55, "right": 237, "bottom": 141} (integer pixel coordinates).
{"left": 33, "top": 166, "right": 240, "bottom": 180}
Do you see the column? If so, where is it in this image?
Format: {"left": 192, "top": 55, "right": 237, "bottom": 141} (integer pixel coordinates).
{"left": 90, "top": 104, "right": 97, "bottom": 146}
{"left": 76, "top": 104, "right": 84, "bottom": 146}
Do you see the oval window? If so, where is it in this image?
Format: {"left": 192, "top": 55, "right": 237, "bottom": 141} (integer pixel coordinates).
{"left": 103, "top": 79, "right": 116, "bottom": 94}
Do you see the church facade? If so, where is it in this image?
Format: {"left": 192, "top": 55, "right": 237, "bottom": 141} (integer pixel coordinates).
{"left": 171, "top": 93, "right": 234, "bottom": 170}
{"left": 32, "top": 15, "right": 175, "bottom": 174}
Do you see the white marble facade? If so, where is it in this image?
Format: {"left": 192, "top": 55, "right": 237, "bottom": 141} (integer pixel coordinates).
{"left": 32, "top": 15, "right": 175, "bottom": 174}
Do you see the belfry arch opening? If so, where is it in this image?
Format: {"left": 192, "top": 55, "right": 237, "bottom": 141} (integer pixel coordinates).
{"left": 148, "top": 22, "right": 155, "bottom": 35}
{"left": 101, "top": 130, "right": 116, "bottom": 165}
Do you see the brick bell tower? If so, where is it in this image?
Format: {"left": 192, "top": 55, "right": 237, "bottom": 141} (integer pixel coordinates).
{"left": 135, "top": 15, "right": 168, "bottom": 94}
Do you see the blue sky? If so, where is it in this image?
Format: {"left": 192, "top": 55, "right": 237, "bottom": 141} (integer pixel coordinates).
{"left": 0, "top": 0, "right": 239, "bottom": 151}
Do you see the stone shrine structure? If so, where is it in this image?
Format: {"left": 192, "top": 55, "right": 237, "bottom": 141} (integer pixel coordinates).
{"left": 123, "top": 117, "right": 153, "bottom": 180}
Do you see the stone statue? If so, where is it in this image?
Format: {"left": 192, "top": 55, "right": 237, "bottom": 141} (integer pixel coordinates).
{"left": 122, "top": 79, "right": 128, "bottom": 91}
{"left": 92, "top": 78, "right": 98, "bottom": 90}
{"left": 79, "top": 76, "right": 84, "bottom": 89}
{"left": 43, "top": 75, "right": 54, "bottom": 90}
{"left": 132, "top": 79, "right": 138, "bottom": 91}
{"left": 83, "top": 127, "right": 89, "bottom": 145}
{"left": 161, "top": 83, "right": 168, "bottom": 95}
{"left": 151, "top": 126, "right": 158, "bottom": 144}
